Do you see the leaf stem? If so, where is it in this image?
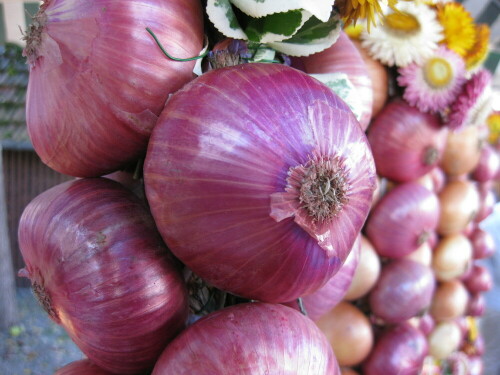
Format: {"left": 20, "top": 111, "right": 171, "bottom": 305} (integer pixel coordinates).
{"left": 146, "top": 27, "right": 208, "bottom": 62}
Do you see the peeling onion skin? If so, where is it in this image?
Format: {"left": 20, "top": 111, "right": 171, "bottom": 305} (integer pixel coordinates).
{"left": 144, "top": 63, "right": 377, "bottom": 303}
{"left": 18, "top": 178, "right": 188, "bottom": 374}
{"left": 54, "top": 359, "right": 114, "bottom": 375}
{"left": 152, "top": 303, "right": 340, "bottom": 375}
{"left": 24, "top": 0, "right": 204, "bottom": 177}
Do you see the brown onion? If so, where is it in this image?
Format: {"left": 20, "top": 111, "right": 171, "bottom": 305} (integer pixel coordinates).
{"left": 428, "top": 321, "right": 462, "bottom": 360}
{"left": 344, "top": 235, "right": 381, "bottom": 300}
{"left": 18, "top": 178, "right": 188, "bottom": 374}
{"left": 430, "top": 280, "right": 469, "bottom": 322}
{"left": 432, "top": 234, "right": 473, "bottom": 282}
{"left": 366, "top": 182, "right": 440, "bottom": 258}
{"left": 367, "top": 99, "right": 447, "bottom": 183}
{"left": 316, "top": 301, "right": 374, "bottom": 367}
{"left": 404, "top": 242, "right": 433, "bottom": 267}
{"left": 440, "top": 126, "right": 482, "bottom": 176}
{"left": 438, "top": 180, "right": 480, "bottom": 236}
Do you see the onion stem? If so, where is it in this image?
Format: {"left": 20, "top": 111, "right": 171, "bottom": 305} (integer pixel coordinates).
{"left": 146, "top": 27, "right": 208, "bottom": 62}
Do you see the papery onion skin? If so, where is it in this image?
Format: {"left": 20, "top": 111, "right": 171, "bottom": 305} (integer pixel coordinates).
{"left": 432, "top": 234, "right": 473, "bottom": 282}
{"left": 152, "top": 303, "right": 339, "bottom": 375}
{"left": 367, "top": 99, "right": 447, "bottom": 183}
{"left": 298, "top": 31, "right": 373, "bottom": 131}
{"left": 440, "top": 126, "right": 482, "bottom": 176}
{"left": 25, "top": 0, "right": 204, "bottom": 177}
{"left": 369, "top": 259, "right": 435, "bottom": 324}
{"left": 18, "top": 178, "right": 188, "bottom": 374}
{"left": 365, "top": 182, "right": 440, "bottom": 258}
{"left": 55, "top": 359, "right": 114, "bottom": 375}
{"left": 362, "top": 322, "right": 428, "bottom": 375}
{"left": 144, "top": 63, "right": 376, "bottom": 303}
{"left": 287, "top": 235, "right": 361, "bottom": 321}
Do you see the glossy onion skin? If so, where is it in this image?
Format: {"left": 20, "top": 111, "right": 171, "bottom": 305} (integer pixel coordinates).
{"left": 300, "top": 31, "right": 374, "bottom": 131}
{"left": 144, "top": 63, "right": 376, "bottom": 303}
{"left": 18, "top": 178, "right": 188, "bottom": 374}
{"left": 55, "top": 359, "right": 114, "bottom": 375}
{"left": 367, "top": 99, "right": 448, "bottom": 183}
{"left": 152, "top": 303, "right": 339, "bottom": 375}
{"left": 369, "top": 259, "right": 435, "bottom": 324}
{"left": 365, "top": 182, "right": 440, "bottom": 258}
{"left": 25, "top": 0, "right": 204, "bottom": 177}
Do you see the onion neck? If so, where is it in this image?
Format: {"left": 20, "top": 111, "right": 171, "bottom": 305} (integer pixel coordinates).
{"left": 32, "top": 280, "right": 60, "bottom": 323}
{"left": 23, "top": 3, "right": 49, "bottom": 66}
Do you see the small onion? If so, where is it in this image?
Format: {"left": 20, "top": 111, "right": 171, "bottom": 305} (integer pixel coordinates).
{"left": 432, "top": 234, "right": 473, "bottom": 282}
{"left": 365, "top": 182, "right": 440, "bottom": 258}
{"left": 438, "top": 180, "right": 480, "bottom": 236}
{"left": 463, "top": 264, "right": 493, "bottom": 293}
{"left": 428, "top": 321, "right": 462, "bottom": 360}
{"left": 55, "top": 360, "right": 114, "bottom": 375}
{"left": 144, "top": 63, "right": 376, "bottom": 303}
{"left": 299, "top": 31, "right": 374, "bottom": 130}
{"left": 469, "top": 227, "right": 496, "bottom": 259}
{"left": 362, "top": 322, "right": 428, "bottom": 375}
{"left": 367, "top": 99, "right": 447, "bottom": 183}
{"left": 151, "top": 303, "right": 339, "bottom": 374}
{"left": 351, "top": 38, "right": 389, "bottom": 118}
{"left": 467, "top": 292, "right": 486, "bottom": 317}
{"left": 369, "top": 259, "right": 435, "bottom": 324}
{"left": 430, "top": 280, "right": 469, "bottom": 322}
{"left": 471, "top": 144, "right": 500, "bottom": 183}
{"left": 440, "top": 126, "right": 482, "bottom": 176}
{"left": 417, "top": 313, "right": 436, "bottom": 336}
{"left": 316, "top": 301, "right": 374, "bottom": 367}
{"left": 474, "top": 182, "right": 496, "bottom": 223}
{"left": 468, "top": 356, "right": 484, "bottom": 375}
{"left": 344, "top": 235, "right": 381, "bottom": 300}
{"left": 288, "top": 235, "right": 361, "bottom": 321}
{"left": 18, "top": 178, "right": 188, "bottom": 374}
{"left": 24, "top": 0, "right": 204, "bottom": 177}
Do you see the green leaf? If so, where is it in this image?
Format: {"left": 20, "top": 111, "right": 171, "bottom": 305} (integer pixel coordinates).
{"left": 244, "top": 10, "right": 304, "bottom": 42}
{"left": 283, "top": 15, "right": 340, "bottom": 44}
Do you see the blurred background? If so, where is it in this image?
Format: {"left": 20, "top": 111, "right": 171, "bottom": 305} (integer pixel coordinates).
{"left": 0, "top": 0, "right": 499, "bottom": 374}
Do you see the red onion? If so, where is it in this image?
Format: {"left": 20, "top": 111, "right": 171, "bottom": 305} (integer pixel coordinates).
{"left": 430, "top": 167, "right": 446, "bottom": 193}
{"left": 369, "top": 259, "right": 435, "bottom": 324}
{"left": 144, "top": 63, "right": 376, "bottom": 303}
{"left": 470, "top": 227, "right": 496, "bottom": 259}
{"left": 417, "top": 313, "right": 436, "bottom": 336}
{"left": 362, "top": 322, "right": 428, "bottom": 375}
{"left": 151, "top": 303, "right": 339, "bottom": 374}
{"left": 468, "top": 356, "right": 484, "bottom": 375}
{"left": 287, "top": 235, "right": 361, "bottom": 321}
{"left": 467, "top": 292, "right": 486, "bottom": 317}
{"left": 298, "top": 31, "right": 373, "bottom": 130}
{"left": 471, "top": 144, "right": 500, "bottom": 183}
{"left": 474, "top": 182, "right": 496, "bottom": 223}
{"left": 55, "top": 360, "right": 114, "bottom": 375}
{"left": 365, "top": 182, "right": 440, "bottom": 258}
{"left": 18, "top": 178, "right": 188, "bottom": 374}
{"left": 463, "top": 264, "right": 493, "bottom": 293}
{"left": 367, "top": 99, "right": 447, "bottom": 183}
{"left": 24, "top": 0, "right": 204, "bottom": 177}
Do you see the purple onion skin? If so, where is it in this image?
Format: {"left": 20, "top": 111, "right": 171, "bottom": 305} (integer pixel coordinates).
{"left": 467, "top": 293, "right": 486, "bottom": 317}
{"left": 18, "top": 178, "right": 188, "bottom": 374}
{"left": 463, "top": 264, "right": 493, "bottom": 293}
{"left": 25, "top": 0, "right": 204, "bottom": 177}
{"left": 474, "top": 183, "right": 496, "bottom": 223}
{"left": 144, "top": 63, "right": 376, "bottom": 303}
{"left": 470, "top": 227, "right": 496, "bottom": 259}
{"left": 471, "top": 144, "right": 500, "bottom": 183}
{"left": 367, "top": 99, "right": 447, "bottom": 183}
{"left": 362, "top": 322, "right": 428, "bottom": 375}
{"left": 54, "top": 359, "right": 114, "bottom": 375}
{"left": 369, "top": 259, "right": 435, "bottom": 324}
{"left": 152, "top": 303, "right": 339, "bottom": 375}
{"left": 365, "top": 182, "right": 440, "bottom": 258}
{"left": 285, "top": 235, "right": 361, "bottom": 321}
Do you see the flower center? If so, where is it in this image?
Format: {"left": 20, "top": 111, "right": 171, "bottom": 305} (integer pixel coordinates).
{"left": 424, "top": 57, "right": 453, "bottom": 88}
{"left": 298, "top": 156, "right": 349, "bottom": 222}
{"left": 384, "top": 12, "right": 421, "bottom": 35}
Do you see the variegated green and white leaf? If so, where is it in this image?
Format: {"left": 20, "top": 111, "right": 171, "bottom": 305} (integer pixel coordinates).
{"left": 206, "top": 0, "right": 247, "bottom": 39}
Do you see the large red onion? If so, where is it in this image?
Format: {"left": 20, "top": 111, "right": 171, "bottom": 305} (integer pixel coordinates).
{"left": 369, "top": 259, "right": 435, "bottom": 324}
{"left": 55, "top": 360, "right": 114, "bottom": 375}
{"left": 362, "top": 322, "right": 428, "bottom": 375}
{"left": 298, "top": 31, "right": 373, "bottom": 131}
{"left": 24, "top": 0, "right": 204, "bottom": 177}
{"left": 365, "top": 182, "right": 440, "bottom": 258}
{"left": 151, "top": 303, "right": 339, "bottom": 374}
{"left": 367, "top": 99, "right": 447, "bottom": 183}
{"left": 287, "top": 235, "right": 361, "bottom": 321}
{"left": 18, "top": 178, "right": 188, "bottom": 374}
{"left": 144, "top": 63, "right": 376, "bottom": 303}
